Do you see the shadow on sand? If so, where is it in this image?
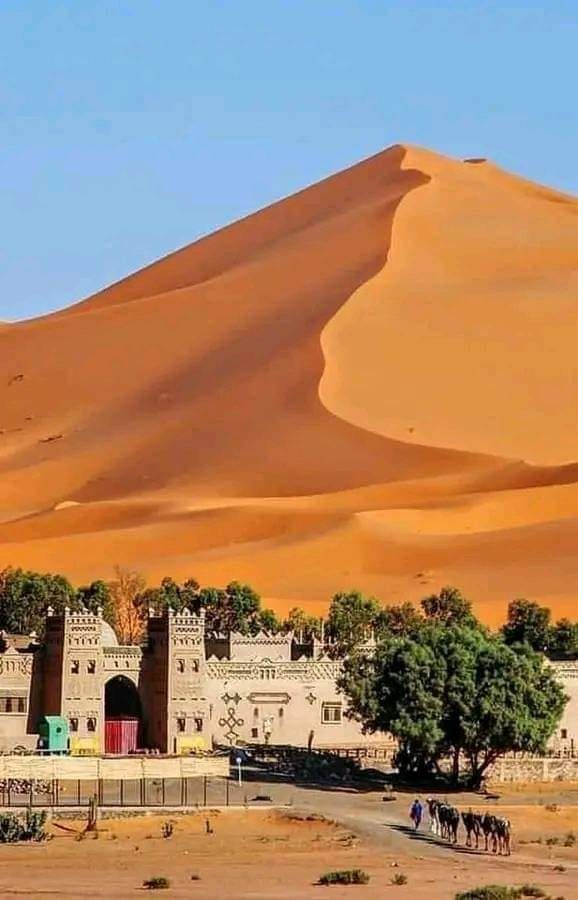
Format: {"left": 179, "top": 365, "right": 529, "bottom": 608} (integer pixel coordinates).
{"left": 387, "top": 822, "right": 489, "bottom": 856}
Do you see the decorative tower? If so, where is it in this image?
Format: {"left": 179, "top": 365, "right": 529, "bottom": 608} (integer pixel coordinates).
{"left": 146, "top": 608, "right": 209, "bottom": 754}
{"left": 43, "top": 607, "right": 104, "bottom": 752}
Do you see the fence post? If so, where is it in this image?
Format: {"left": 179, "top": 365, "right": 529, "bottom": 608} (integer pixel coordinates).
{"left": 203, "top": 776, "right": 207, "bottom": 807}
{"left": 77, "top": 780, "right": 81, "bottom": 807}
{"left": 162, "top": 779, "right": 165, "bottom": 806}
{"left": 226, "top": 777, "right": 229, "bottom": 806}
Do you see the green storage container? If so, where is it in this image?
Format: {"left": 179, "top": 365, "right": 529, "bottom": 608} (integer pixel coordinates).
{"left": 38, "top": 715, "right": 69, "bottom": 753}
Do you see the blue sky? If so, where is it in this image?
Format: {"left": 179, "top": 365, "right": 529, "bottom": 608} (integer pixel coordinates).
{"left": 1, "top": 1, "right": 576, "bottom": 320}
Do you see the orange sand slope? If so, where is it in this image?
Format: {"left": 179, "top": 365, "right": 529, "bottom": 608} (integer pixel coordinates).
{"left": 1, "top": 144, "right": 578, "bottom": 623}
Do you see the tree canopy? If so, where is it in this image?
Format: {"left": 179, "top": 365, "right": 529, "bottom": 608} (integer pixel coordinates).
{"left": 0, "top": 567, "right": 78, "bottom": 636}
{"left": 501, "top": 598, "right": 578, "bottom": 658}
{"left": 326, "top": 591, "right": 382, "bottom": 655}
{"left": 501, "top": 599, "right": 551, "bottom": 651}
{"left": 339, "top": 619, "right": 567, "bottom": 787}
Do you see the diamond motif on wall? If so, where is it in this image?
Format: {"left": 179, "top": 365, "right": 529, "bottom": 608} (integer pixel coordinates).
{"left": 306, "top": 692, "right": 317, "bottom": 705}
{"left": 221, "top": 691, "right": 242, "bottom": 705}
{"left": 218, "top": 706, "right": 244, "bottom": 744}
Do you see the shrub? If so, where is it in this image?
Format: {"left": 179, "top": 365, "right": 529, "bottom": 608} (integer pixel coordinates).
{"left": 0, "top": 810, "right": 48, "bottom": 844}
{"left": 553, "top": 865, "right": 566, "bottom": 872}
{"left": 190, "top": 874, "right": 201, "bottom": 881}
{"left": 161, "top": 821, "right": 174, "bottom": 839}
{"left": 391, "top": 873, "right": 408, "bottom": 885}
{"left": 546, "top": 837, "right": 560, "bottom": 847}
{"left": 545, "top": 804, "right": 559, "bottom": 813}
{"left": 563, "top": 832, "right": 575, "bottom": 847}
{"left": 143, "top": 876, "right": 171, "bottom": 890}
{"left": 519, "top": 886, "right": 546, "bottom": 898}
{"left": 318, "top": 869, "right": 370, "bottom": 886}
{"left": 456, "top": 887, "right": 549, "bottom": 900}
{"left": 456, "top": 888, "right": 522, "bottom": 900}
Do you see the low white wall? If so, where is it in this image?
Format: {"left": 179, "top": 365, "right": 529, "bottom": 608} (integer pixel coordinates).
{"left": 0, "top": 755, "right": 229, "bottom": 780}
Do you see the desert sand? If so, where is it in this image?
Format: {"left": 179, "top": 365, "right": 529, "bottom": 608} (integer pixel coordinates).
{"left": 0, "top": 787, "right": 577, "bottom": 899}
{"left": 1, "top": 144, "right": 578, "bottom": 623}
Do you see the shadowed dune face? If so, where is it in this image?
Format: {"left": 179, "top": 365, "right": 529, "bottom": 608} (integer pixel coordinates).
{"left": 1, "top": 144, "right": 578, "bottom": 622}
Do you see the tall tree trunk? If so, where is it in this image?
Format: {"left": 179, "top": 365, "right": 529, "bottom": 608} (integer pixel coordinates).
{"left": 469, "top": 751, "right": 498, "bottom": 789}
{"left": 451, "top": 746, "right": 461, "bottom": 786}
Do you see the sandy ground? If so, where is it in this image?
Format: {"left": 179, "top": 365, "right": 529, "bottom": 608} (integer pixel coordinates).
{"left": 1, "top": 145, "right": 578, "bottom": 622}
{"left": 0, "top": 782, "right": 577, "bottom": 898}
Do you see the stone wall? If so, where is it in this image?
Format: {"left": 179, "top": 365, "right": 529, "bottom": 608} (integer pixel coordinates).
{"left": 0, "top": 754, "right": 229, "bottom": 781}
{"left": 488, "top": 756, "right": 578, "bottom": 784}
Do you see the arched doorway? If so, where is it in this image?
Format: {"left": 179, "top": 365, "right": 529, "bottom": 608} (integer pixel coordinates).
{"left": 104, "top": 676, "right": 142, "bottom": 754}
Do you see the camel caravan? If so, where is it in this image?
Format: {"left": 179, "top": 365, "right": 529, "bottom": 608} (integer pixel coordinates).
{"left": 427, "top": 799, "right": 512, "bottom": 855}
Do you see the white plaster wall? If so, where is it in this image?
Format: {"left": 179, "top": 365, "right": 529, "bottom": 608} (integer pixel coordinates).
{"left": 551, "top": 663, "right": 578, "bottom": 751}
{"left": 205, "top": 666, "right": 383, "bottom": 749}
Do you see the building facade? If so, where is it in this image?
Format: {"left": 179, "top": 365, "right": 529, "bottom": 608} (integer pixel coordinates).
{"left": 2, "top": 607, "right": 576, "bottom": 756}
{"left": 0, "top": 608, "right": 380, "bottom": 754}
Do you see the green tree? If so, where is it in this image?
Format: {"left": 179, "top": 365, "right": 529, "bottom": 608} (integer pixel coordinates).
{"left": 0, "top": 567, "right": 78, "bottom": 636}
{"left": 327, "top": 591, "right": 381, "bottom": 655}
{"left": 421, "top": 586, "right": 477, "bottom": 627}
{"left": 283, "top": 607, "right": 322, "bottom": 641}
{"left": 339, "top": 622, "right": 566, "bottom": 787}
{"left": 258, "top": 607, "right": 283, "bottom": 634}
{"left": 376, "top": 602, "right": 424, "bottom": 639}
{"left": 76, "top": 580, "right": 115, "bottom": 625}
{"left": 502, "top": 599, "right": 551, "bottom": 650}
{"left": 197, "top": 581, "right": 273, "bottom": 634}
{"left": 458, "top": 638, "right": 566, "bottom": 784}
{"left": 547, "top": 618, "right": 578, "bottom": 658}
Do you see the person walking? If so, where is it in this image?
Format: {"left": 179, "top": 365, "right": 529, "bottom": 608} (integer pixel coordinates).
{"left": 409, "top": 797, "right": 423, "bottom": 830}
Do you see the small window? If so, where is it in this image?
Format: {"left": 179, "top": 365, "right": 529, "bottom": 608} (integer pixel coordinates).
{"left": 5, "top": 698, "right": 12, "bottom": 713}
{"left": 194, "top": 717, "right": 203, "bottom": 733}
{"left": 17, "top": 698, "right": 27, "bottom": 714}
{"left": 278, "top": 708, "right": 284, "bottom": 719}
{"left": 191, "top": 659, "right": 199, "bottom": 673}
{"left": 69, "top": 718, "right": 79, "bottom": 733}
{"left": 322, "top": 703, "right": 342, "bottom": 724}
{"left": 253, "top": 707, "right": 259, "bottom": 719}
{"left": 177, "top": 717, "right": 186, "bottom": 733}
{"left": 251, "top": 727, "right": 258, "bottom": 739}
{"left": 176, "top": 659, "right": 185, "bottom": 673}
{"left": 87, "top": 717, "right": 97, "bottom": 732}
{"left": 87, "top": 659, "right": 96, "bottom": 674}
{"left": 561, "top": 728, "right": 568, "bottom": 739}
{"left": 71, "top": 660, "right": 80, "bottom": 674}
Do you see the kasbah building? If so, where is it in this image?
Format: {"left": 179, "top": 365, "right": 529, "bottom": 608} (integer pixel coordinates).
{"left": 0, "top": 605, "right": 576, "bottom": 757}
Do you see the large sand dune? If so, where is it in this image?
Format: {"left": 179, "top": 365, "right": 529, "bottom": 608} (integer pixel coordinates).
{"left": 1, "top": 144, "right": 577, "bottom": 622}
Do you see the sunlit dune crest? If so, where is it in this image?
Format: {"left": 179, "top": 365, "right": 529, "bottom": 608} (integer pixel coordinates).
{"left": 1, "top": 144, "right": 577, "bottom": 623}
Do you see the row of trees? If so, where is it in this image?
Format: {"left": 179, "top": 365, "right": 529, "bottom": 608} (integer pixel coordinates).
{"left": 0, "top": 568, "right": 571, "bottom": 785}
{"left": 0, "top": 567, "right": 286, "bottom": 644}
{"left": 338, "top": 588, "right": 567, "bottom": 787}
{"left": 1, "top": 567, "right": 577, "bottom": 658}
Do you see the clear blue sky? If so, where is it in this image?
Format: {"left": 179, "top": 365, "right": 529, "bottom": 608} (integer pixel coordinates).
{"left": 1, "top": 1, "right": 576, "bottom": 320}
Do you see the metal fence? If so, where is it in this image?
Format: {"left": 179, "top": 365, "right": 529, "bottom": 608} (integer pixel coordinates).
{"left": 0, "top": 775, "right": 255, "bottom": 809}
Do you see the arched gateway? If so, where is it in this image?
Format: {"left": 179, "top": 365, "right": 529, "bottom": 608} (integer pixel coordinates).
{"left": 104, "top": 675, "right": 143, "bottom": 754}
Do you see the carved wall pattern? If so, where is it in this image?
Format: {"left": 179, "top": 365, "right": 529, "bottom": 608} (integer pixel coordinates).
{"left": 206, "top": 660, "right": 342, "bottom": 681}
{"left": 551, "top": 662, "right": 578, "bottom": 680}
{"left": 0, "top": 657, "right": 33, "bottom": 677}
